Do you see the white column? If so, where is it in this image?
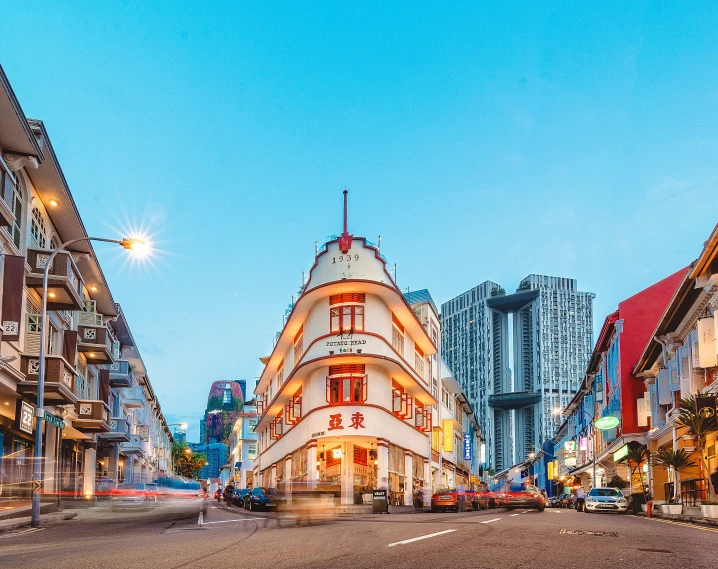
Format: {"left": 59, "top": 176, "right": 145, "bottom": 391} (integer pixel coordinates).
{"left": 43, "top": 425, "right": 57, "bottom": 494}
{"left": 377, "top": 443, "right": 389, "bottom": 490}
{"left": 423, "top": 459, "right": 431, "bottom": 508}
{"left": 404, "top": 451, "right": 413, "bottom": 506}
{"left": 285, "top": 457, "right": 292, "bottom": 504}
{"left": 307, "top": 445, "right": 318, "bottom": 486}
{"left": 271, "top": 464, "right": 277, "bottom": 488}
{"left": 341, "top": 443, "right": 354, "bottom": 505}
{"left": 83, "top": 445, "right": 97, "bottom": 497}
{"left": 108, "top": 445, "right": 120, "bottom": 483}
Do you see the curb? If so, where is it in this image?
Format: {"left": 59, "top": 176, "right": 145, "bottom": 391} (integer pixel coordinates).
{"left": 0, "top": 512, "right": 78, "bottom": 534}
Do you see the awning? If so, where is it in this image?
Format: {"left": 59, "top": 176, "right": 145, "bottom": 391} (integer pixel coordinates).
{"left": 596, "top": 434, "right": 647, "bottom": 464}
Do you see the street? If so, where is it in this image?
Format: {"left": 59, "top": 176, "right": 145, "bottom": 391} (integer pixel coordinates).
{"left": 1, "top": 506, "right": 716, "bottom": 569}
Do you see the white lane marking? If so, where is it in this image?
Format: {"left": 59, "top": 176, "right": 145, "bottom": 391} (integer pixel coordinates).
{"left": 480, "top": 518, "right": 502, "bottom": 524}
{"left": 510, "top": 514, "right": 520, "bottom": 517}
{"left": 199, "top": 518, "right": 266, "bottom": 524}
{"left": 388, "top": 529, "right": 456, "bottom": 547}
{"left": 0, "top": 528, "right": 44, "bottom": 539}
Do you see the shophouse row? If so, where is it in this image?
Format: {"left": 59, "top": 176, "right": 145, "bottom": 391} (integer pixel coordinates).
{"left": 0, "top": 64, "right": 172, "bottom": 501}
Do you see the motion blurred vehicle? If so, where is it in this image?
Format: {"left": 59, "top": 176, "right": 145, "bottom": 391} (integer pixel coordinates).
{"left": 146, "top": 483, "right": 160, "bottom": 503}
{"left": 245, "top": 487, "right": 285, "bottom": 511}
{"left": 154, "top": 476, "right": 208, "bottom": 515}
{"left": 110, "top": 483, "right": 152, "bottom": 510}
{"left": 430, "top": 489, "right": 476, "bottom": 512}
{"left": 477, "top": 488, "right": 498, "bottom": 510}
{"left": 584, "top": 487, "right": 628, "bottom": 514}
{"left": 214, "top": 488, "right": 222, "bottom": 502}
{"left": 276, "top": 490, "right": 338, "bottom": 526}
{"left": 232, "top": 488, "right": 251, "bottom": 507}
{"left": 502, "top": 484, "right": 545, "bottom": 512}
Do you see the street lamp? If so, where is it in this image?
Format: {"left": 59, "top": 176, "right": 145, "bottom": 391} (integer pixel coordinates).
{"left": 31, "top": 236, "right": 148, "bottom": 528}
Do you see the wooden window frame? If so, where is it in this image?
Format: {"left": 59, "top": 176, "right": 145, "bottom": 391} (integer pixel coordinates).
{"left": 293, "top": 326, "right": 303, "bottom": 365}
{"left": 285, "top": 388, "right": 302, "bottom": 425}
{"left": 330, "top": 304, "right": 365, "bottom": 334}
{"left": 415, "top": 402, "right": 432, "bottom": 432}
{"left": 326, "top": 374, "right": 367, "bottom": 405}
{"left": 270, "top": 414, "right": 283, "bottom": 440}
{"left": 392, "top": 380, "right": 413, "bottom": 420}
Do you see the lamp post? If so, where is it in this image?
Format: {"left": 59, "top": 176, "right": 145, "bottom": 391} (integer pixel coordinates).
{"left": 31, "top": 236, "right": 147, "bottom": 528}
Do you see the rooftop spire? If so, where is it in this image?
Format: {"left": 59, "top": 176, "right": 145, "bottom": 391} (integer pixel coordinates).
{"left": 338, "top": 187, "right": 353, "bottom": 254}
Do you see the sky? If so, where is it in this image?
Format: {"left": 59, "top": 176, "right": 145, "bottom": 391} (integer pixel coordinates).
{"left": 2, "top": 2, "right": 718, "bottom": 443}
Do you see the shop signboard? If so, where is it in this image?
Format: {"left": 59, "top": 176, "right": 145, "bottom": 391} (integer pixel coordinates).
{"left": 565, "top": 457, "right": 577, "bottom": 467}
{"left": 579, "top": 437, "right": 588, "bottom": 451}
{"left": 15, "top": 400, "right": 35, "bottom": 435}
{"left": 564, "top": 441, "right": 576, "bottom": 454}
{"left": 43, "top": 411, "right": 65, "bottom": 430}
{"left": 612, "top": 444, "right": 629, "bottom": 462}
{"left": 463, "top": 433, "right": 472, "bottom": 461}
{"left": 696, "top": 394, "right": 717, "bottom": 430}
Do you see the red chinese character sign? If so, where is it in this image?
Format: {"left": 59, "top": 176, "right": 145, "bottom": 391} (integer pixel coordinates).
{"left": 327, "top": 412, "right": 366, "bottom": 431}
{"left": 350, "top": 412, "right": 365, "bottom": 430}
{"left": 328, "top": 414, "right": 343, "bottom": 431}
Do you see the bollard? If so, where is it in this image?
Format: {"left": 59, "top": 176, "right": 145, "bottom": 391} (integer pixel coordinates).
{"left": 646, "top": 500, "right": 652, "bottom": 517}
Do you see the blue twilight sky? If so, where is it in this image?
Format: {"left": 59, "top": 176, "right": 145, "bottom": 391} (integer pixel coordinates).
{"left": 2, "top": 2, "right": 718, "bottom": 442}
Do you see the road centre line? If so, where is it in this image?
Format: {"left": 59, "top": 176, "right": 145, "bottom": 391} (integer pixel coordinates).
{"left": 388, "top": 529, "right": 456, "bottom": 547}
{"left": 480, "top": 518, "right": 502, "bottom": 524}
{"left": 200, "top": 518, "right": 266, "bottom": 524}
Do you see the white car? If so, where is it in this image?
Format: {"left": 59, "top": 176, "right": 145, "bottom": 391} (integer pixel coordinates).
{"left": 583, "top": 487, "right": 628, "bottom": 513}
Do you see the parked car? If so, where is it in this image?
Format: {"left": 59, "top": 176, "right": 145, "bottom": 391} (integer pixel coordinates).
{"left": 502, "top": 484, "right": 546, "bottom": 512}
{"left": 584, "top": 487, "right": 628, "bottom": 514}
{"left": 232, "top": 488, "right": 251, "bottom": 507}
{"left": 477, "top": 489, "right": 498, "bottom": 509}
{"left": 110, "top": 483, "right": 152, "bottom": 510}
{"left": 430, "top": 489, "right": 476, "bottom": 512}
{"left": 245, "top": 487, "right": 285, "bottom": 511}
{"left": 547, "top": 496, "right": 561, "bottom": 508}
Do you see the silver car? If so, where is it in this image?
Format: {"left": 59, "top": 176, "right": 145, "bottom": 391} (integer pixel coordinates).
{"left": 584, "top": 487, "right": 628, "bottom": 513}
{"left": 110, "top": 483, "right": 152, "bottom": 509}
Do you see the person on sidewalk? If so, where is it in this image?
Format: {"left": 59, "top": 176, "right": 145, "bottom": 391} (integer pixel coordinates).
{"left": 575, "top": 486, "right": 585, "bottom": 512}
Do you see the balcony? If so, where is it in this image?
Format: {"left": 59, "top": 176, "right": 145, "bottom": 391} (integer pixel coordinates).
{"left": 77, "top": 324, "right": 114, "bottom": 364}
{"left": 120, "top": 386, "right": 145, "bottom": 409}
{"left": 18, "top": 354, "right": 77, "bottom": 405}
{"left": 25, "top": 248, "right": 84, "bottom": 311}
{"left": 120, "top": 434, "right": 144, "bottom": 456}
{"left": 73, "top": 400, "right": 111, "bottom": 433}
{"left": 99, "top": 417, "right": 131, "bottom": 442}
{"left": 106, "top": 360, "right": 133, "bottom": 388}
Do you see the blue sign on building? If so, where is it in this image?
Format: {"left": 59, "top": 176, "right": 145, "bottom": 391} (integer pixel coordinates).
{"left": 463, "top": 433, "right": 472, "bottom": 461}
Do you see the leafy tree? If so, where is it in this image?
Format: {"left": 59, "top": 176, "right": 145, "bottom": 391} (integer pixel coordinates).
{"left": 675, "top": 395, "right": 717, "bottom": 483}
{"left": 654, "top": 448, "right": 698, "bottom": 500}
{"left": 172, "top": 441, "right": 207, "bottom": 480}
{"left": 615, "top": 444, "right": 648, "bottom": 492}
{"left": 607, "top": 474, "right": 628, "bottom": 489}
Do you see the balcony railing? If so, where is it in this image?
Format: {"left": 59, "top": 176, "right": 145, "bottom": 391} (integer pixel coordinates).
{"left": 18, "top": 354, "right": 77, "bottom": 405}
{"left": 105, "top": 360, "right": 133, "bottom": 388}
{"left": 25, "top": 248, "right": 84, "bottom": 311}
{"left": 77, "top": 324, "right": 115, "bottom": 364}
{"left": 99, "top": 417, "right": 131, "bottom": 442}
{"left": 120, "top": 434, "right": 144, "bottom": 456}
{"left": 120, "top": 386, "right": 145, "bottom": 409}
{"left": 73, "top": 400, "right": 111, "bottom": 432}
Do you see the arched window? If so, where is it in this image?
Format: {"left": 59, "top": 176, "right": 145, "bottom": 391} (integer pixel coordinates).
{"left": 30, "top": 206, "right": 47, "bottom": 248}
{"left": 8, "top": 175, "right": 22, "bottom": 250}
{"left": 50, "top": 235, "right": 60, "bottom": 250}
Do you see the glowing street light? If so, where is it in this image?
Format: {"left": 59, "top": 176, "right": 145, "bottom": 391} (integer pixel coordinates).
{"left": 31, "top": 235, "right": 152, "bottom": 528}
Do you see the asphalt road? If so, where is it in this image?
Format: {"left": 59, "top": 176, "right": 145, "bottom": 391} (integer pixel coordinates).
{"left": 1, "top": 503, "right": 716, "bottom": 569}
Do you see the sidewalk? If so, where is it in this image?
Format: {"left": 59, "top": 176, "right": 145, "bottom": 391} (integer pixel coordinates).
{"left": 629, "top": 508, "right": 718, "bottom": 528}
{"left": 0, "top": 510, "right": 78, "bottom": 534}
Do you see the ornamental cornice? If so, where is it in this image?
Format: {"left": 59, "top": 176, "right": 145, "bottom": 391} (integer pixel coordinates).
{"left": 3, "top": 152, "right": 38, "bottom": 171}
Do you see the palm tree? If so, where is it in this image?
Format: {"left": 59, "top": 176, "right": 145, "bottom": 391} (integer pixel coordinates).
{"left": 615, "top": 445, "right": 648, "bottom": 492}
{"left": 654, "top": 448, "right": 698, "bottom": 501}
{"left": 675, "top": 395, "right": 717, "bottom": 485}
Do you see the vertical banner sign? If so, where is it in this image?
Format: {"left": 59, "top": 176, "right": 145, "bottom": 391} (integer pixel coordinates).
{"left": 697, "top": 317, "right": 717, "bottom": 368}
{"left": 463, "top": 433, "right": 472, "bottom": 461}
{"left": 442, "top": 420, "right": 453, "bottom": 452}
{"left": 696, "top": 394, "right": 717, "bottom": 430}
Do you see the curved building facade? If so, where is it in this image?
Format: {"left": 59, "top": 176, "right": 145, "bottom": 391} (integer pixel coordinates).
{"left": 254, "top": 209, "right": 437, "bottom": 506}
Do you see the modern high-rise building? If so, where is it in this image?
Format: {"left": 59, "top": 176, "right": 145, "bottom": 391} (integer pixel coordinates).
{"left": 442, "top": 275, "right": 594, "bottom": 472}
{"left": 202, "top": 381, "right": 245, "bottom": 444}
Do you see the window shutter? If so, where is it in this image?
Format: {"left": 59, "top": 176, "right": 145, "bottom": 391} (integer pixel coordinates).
{"left": 361, "top": 375, "right": 367, "bottom": 402}
{"left": 329, "top": 293, "right": 365, "bottom": 305}
{"left": 392, "top": 313, "right": 404, "bottom": 333}
{"left": 328, "top": 364, "right": 365, "bottom": 376}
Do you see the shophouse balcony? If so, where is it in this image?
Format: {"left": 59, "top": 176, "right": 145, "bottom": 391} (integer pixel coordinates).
{"left": 73, "top": 400, "right": 111, "bottom": 433}
{"left": 25, "top": 248, "right": 84, "bottom": 311}
{"left": 99, "top": 417, "right": 131, "bottom": 442}
{"left": 77, "top": 324, "right": 115, "bottom": 364}
{"left": 18, "top": 354, "right": 77, "bottom": 405}
{"left": 120, "top": 434, "right": 144, "bottom": 456}
{"left": 120, "top": 386, "right": 145, "bottom": 409}
{"left": 106, "top": 360, "right": 133, "bottom": 388}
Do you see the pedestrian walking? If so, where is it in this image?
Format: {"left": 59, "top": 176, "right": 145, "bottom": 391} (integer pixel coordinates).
{"left": 575, "top": 486, "right": 585, "bottom": 512}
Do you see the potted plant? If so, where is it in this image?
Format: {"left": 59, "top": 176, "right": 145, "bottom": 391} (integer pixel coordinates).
{"left": 654, "top": 448, "right": 698, "bottom": 515}
{"left": 615, "top": 444, "right": 648, "bottom": 512}
{"left": 700, "top": 500, "right": 718, "bottom": 518}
